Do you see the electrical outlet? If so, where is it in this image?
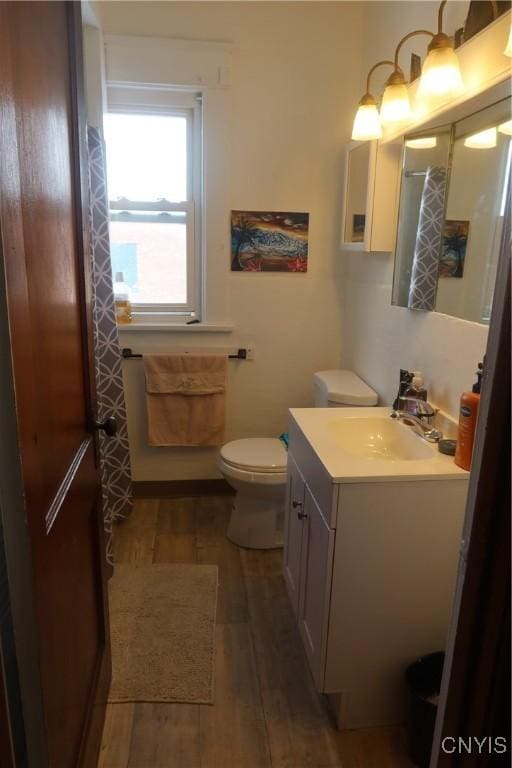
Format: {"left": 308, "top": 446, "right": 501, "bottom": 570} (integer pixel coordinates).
{"left": 245, "top": 347, "right": 255, "bottom": 360}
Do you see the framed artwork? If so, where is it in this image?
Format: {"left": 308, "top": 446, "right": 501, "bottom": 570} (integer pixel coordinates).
{"left": 439, "top": 219, "right": 470, "bottom": 278}
{"left": 231, "top": 210, "right": 309, "bottom": 272}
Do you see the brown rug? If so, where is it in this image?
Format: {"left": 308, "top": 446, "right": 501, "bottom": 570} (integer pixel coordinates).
{"left": 108, "top": 563, "right": 218, "bottom": 704}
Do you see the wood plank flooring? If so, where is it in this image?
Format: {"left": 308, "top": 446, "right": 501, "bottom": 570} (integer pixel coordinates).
{"left": 98, "top": 497, "right": 413, "bottom": 768}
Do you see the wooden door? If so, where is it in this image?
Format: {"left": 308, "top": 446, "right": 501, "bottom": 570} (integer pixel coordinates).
{"left": 283, "top": 455, "right": 306, "bottom": 616}
{"left": 298, "top": 488, "right": 335, "bottom": 691}
{"left": 0, "top": 2, "right": 110, "bottom": 766}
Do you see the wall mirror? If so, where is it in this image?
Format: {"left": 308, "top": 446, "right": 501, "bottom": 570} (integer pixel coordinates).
{"left": 392, "top": 96, "right": 511, "bottom": 324}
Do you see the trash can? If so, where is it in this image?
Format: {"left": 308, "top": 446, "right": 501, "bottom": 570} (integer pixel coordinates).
{"left": 405, "top": 651, "right": 445, "bottom": 768}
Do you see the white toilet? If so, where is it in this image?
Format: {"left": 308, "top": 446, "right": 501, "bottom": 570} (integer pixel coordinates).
{"left": 219, "top": 369, "right": 377, "bottom": 549}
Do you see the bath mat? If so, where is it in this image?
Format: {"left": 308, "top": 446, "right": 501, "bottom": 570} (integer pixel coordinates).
{"left": 108, "top": 563, "right": 218, "bottom": 704}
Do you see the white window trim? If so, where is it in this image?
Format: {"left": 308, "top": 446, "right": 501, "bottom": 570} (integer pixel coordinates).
{"left": 104, "top": 35, "right": 233, "bottom": 329}
{"left": 106, "top": 92, "right": 202, "bottom": 320}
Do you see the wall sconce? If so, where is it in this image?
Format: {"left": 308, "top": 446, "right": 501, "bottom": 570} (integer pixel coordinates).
{"left": 464, "top": 127, "right": 498, "bottom": 148}
{"left": 380, "top": 30, "right": 434, "bottom": 126}
{"left": 416, "top": 1, "right": 466, "bottom": 105}
{"left": 351, "top": 60, "right": 395, "bottom": 141}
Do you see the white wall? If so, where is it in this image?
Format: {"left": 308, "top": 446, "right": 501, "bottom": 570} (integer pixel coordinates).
{"left": 94, "top": 1, "right": 364, "bottom": 480}
{"left": 341, "top": 0, "right": 489, "bottom": 419}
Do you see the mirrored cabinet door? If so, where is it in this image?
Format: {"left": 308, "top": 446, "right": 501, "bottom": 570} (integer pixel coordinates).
{"left": 341, "top": 141, "right": 401, "bottom": 253}
{"left": 343, "top": 143, "right": 370, "bottom": 246}
{"left": 392, "top": 95, "right": 511, "bottom": 325}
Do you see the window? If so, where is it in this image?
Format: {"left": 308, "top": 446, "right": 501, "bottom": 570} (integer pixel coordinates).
{"left": 104, "top": 92, "right": 202, "bottom": 319}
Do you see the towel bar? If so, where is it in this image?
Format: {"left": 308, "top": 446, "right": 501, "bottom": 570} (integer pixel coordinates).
{"left": 121, "top": 347, "right": 248, "bottom": 360}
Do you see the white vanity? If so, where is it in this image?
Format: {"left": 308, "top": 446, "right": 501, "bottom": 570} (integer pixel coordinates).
{"left": 283, "top": 407, "right": 469, "bottom": 729}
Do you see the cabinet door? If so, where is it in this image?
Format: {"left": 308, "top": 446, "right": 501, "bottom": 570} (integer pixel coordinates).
{"left": 283, "top": 455, "right": 306, "bottom": 616}
{"left": 299, "top": 488, "right": 335, "bottom": 690}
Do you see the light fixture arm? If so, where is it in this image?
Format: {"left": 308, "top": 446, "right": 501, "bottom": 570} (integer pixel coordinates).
{"left": 365, "top": 60, "right": 401, "bottom": 95}
{"left": 394, "top": 30, "right": 435, "bottom": 70}
{"left": 437, "top": 0, "right": 497, "bottom": 35}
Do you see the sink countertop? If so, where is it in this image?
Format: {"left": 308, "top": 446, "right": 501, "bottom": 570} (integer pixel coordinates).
{"left": 289, "top": 407, "right": 469, "bottom": 483}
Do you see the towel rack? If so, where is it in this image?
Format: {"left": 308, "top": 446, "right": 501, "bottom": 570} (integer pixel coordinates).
{"left": 121, "top": 347, "right": 248, "bottom": 360}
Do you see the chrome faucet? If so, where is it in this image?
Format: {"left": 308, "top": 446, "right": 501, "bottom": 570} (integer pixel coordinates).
{"left": 390, "top": 397, "right": 443, "bottom": 443}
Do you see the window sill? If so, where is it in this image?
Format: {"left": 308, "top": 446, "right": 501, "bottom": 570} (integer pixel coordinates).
{"left": 117, "top": 322, "right": 234, "bottom": 333}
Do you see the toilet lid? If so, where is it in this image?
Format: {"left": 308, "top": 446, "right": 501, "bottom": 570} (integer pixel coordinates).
{"left": 220, "top": 438, "right": 287, "bottom": 473}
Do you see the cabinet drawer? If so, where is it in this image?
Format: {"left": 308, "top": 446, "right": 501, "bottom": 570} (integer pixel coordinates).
{"left": 289, "top": 417, "right": 338, "bottom": 527}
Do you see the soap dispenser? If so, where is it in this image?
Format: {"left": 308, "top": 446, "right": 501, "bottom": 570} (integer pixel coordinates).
{"left": 454, "top": 363, "right": 483, "bottom": 471}
{"left": 393, "top": 369, "right": 413, "bottom": 411}
{"left": 403, "top": 372, "right": 428, "bottom": 413}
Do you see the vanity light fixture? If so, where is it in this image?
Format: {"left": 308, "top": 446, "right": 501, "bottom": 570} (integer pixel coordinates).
{"left": 380, "top": 30, "right": 434, "bottom": 126}
{"left": 351, "top": 60, "right": 396, "bottom": 141}
{"left": 498, "top": 119, "right": 512, "bottom": 135}
{"left": 405, "top": 136, "right": 438, "bottom": 148}
{"left": 464, "top": 126, "right": 498, "bottom": 148}
{"left": 416, "top": 0, "right": 467, "bottom": 105}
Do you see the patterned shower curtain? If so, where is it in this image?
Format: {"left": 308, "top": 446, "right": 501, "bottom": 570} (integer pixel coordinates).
{"left": 408, "top": 165, "right": 448, "bottom": 312}
{"left": 87, "top": 125, "right": 133, "bottom": 564}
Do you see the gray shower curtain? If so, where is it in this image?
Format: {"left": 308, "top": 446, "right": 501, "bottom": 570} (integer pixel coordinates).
{"left": 408, "top": 165, "right": 448, "bottom": 311}
{"left": 87, "top": 125, "right": 133, "bottom": 564}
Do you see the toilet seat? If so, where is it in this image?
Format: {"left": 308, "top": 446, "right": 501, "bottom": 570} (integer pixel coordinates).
{"left": 220, "top": 438, "right": 287, "bottom": 474}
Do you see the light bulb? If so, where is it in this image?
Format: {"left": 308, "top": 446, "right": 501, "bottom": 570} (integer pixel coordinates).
{"left": 464, "top": 127, "right": 497, "bottom": 149}
{"left": 505, "top": 25, "right": 512, "bottom": 56}
{"left": 417, "top": 39, "right": 463, "bottom": 104}
{"left": 380, "top": 82, "right": 412, "bottom": 125}
{"left": 405, "top": 137, "right": 437, "bottom": 149}
{"left": 498, "top": 119, "right": 512, "bottom": 135}
{"left": 351, "top": 96, "right": 382, "bottom": 141}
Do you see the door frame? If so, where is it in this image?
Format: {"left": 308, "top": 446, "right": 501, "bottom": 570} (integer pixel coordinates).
{"left": 430, "top": 188, "right": 511, "bottom": 765}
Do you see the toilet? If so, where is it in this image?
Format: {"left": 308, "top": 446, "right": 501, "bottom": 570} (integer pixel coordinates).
{"left": 219, "top": 369, "right": 378, "bottom": 549}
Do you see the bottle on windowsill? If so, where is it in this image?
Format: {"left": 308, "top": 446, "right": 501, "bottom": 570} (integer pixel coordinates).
{"left": 113, "top": 271, "right": 132, "bottom": 325}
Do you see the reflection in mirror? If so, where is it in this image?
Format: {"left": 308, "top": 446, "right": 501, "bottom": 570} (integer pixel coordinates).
{"left": 344, "top": 143, "right": 369, "bottom": 244}
{"left": 435, "top": 99, "right": 511, "bottom": 324}
{"left": 392, "top": 131, "right": 451, "bottom": 308}
{"left": 392, "top": 96, "right": 511, "bottom": 324}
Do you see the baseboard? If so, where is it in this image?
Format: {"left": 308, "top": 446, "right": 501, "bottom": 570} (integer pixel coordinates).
{"left": 132, "top": 479, "right": 234, "bottom": 499}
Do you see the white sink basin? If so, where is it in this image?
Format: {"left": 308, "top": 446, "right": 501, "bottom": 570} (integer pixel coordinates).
{"left": 288, "top": 407, "right": 467, "bottom": 482}
{"left": 328, "top": 416, "right": 434, "bottom": 461}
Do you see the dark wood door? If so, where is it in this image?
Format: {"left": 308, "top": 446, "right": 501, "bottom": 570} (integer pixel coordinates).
{"left": 0, "top": 2, "right": 110, "bottom": 766}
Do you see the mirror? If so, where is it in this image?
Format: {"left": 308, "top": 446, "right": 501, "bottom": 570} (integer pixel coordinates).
{"left": 392, "top": 96, "right": 511, "bottom": 324}
{"left": 343, "top": 143, "right": 369, "bottom": 244}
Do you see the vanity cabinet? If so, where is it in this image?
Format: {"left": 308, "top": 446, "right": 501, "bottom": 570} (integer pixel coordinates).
{"left": 284, "top": 455, "right": 334, "bottom": 688}
{"left": 284, "top": 411, "right": 469, "bottom": 730}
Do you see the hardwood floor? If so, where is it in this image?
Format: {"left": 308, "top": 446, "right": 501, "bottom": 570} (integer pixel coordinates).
{"left": 98, "top": 497, "right": 413, "bottom": 768}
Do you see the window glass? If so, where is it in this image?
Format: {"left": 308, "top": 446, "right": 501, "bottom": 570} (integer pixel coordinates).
{"left": 104, "top": 112, "right": 188, "bottom": 202}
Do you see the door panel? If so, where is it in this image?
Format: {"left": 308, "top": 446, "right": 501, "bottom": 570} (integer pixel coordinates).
{"left": 283, "top": 455, "right": 306, "bottom": 616}
{"left": 12, "top": 0, "right": 87, "bottom": 520}
{"left": 0, "top": 2, "right": 109, "bottom": 766}
{"left": 299, "top": 489, "right": 335, "bottom": 690}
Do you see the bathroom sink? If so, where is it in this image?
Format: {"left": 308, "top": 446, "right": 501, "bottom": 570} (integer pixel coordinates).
{"left": 288, "top": 407, "right": 467, "bottom": 483}
{"left": 328, "top": 416, "right": 434, "bottom": 461}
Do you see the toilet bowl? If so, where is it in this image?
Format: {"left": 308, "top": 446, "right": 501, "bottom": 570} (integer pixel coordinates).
{"left": 219, "top": 370, "right": 377, "bottom": 549}
{"left": 219, "top": 438, "right": 287, "bottom": 549}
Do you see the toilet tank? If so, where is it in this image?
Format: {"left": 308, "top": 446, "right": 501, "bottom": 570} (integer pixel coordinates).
{"left": 313, "top": 370, "right": 378, "bottom": 408}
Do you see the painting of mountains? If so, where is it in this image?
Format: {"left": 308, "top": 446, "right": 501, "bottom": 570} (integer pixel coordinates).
{"left": 231, "top": 210, "right": 309, "bottom": 272}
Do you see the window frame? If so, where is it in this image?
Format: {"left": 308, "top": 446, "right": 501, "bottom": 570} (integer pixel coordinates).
{"left": 105, "top": 92, "right": 203, "bottom": 320}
